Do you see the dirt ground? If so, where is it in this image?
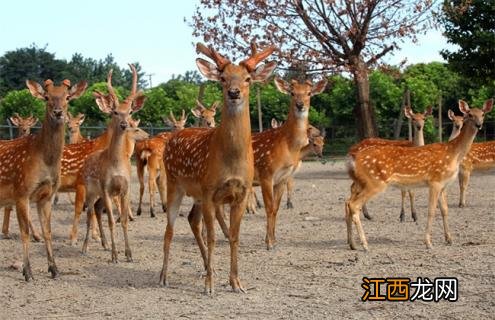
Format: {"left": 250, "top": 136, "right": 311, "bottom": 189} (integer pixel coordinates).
{"left": 0, "top": 160, "right": 494, "bottom": 319}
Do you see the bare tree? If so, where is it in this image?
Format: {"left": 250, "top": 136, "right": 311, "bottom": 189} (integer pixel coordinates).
{"left": 191, "top": 0, "right": 437, "bottom": 138}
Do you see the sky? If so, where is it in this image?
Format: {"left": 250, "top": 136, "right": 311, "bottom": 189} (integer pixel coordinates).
{"left": 0, "top": 0, "right": 454, "bottom": 86}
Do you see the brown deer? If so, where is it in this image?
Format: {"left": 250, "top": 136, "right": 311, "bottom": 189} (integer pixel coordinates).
{"left": 2, "top": 114, "right": 41, "bottom": 241}
{"left": 345, "top": 99, "right": 493, "bottom": 251}
{"left": 135, "top": 111, "right": 188, "bottom": 218}
{"left": 0, "top": 78, "right": 87, "bottom": 280}
{"left": 81, "top": 108, "right": 148, "bottom": 262}
{"left": 67, "top": 112, "right": 87, "bottom": 144}
{"left": 191, "top": 100, "right": 218, "bottom": 128}
{"left": 251, "top": 77, "right": 327, "bottom": 249}
{"left": 448, "top": 106, "right": 495, "bottom": 207}
{"left": 348, "top": 106, "right": 433, "bottom": 222}
{"left": 159, "top": 41, "right": 276, "bottom": 294}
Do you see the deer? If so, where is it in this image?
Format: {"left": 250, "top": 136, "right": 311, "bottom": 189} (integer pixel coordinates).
{"left": 348, "top": 106, "right": 433, "bottom": 222}
{"left": 81, "top": 106, "right": 148, "bottom": 262}
{"left": 159, "top": 41, "right": 276, "bottom": 294}
{"left": 345, "top": 99, "right": 493, "bottom": 251}
{"left": 247, "top": 77, "right": 328, "bottom": 250}
{"left": 191, "top": 100, "right": 218, "bottom": 128}
{"left": 135, "top": 110, "right": 188, "bottom": 218}
{"left": 67, "top": 112, "right": 87, "bottom": 144}
{"left": 2, "top": 113, "right": 41, "bottom": 241}
{"left": 448, "top": 106, "right": 495, "bottom": 208}
{"left": 0, "top": 78, "right": 87, "bottom": 280}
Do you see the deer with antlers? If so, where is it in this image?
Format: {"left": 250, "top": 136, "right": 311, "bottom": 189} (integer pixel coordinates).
{"left": 348, "top": 106, "right": 433, "bottom": 222}
{"left": 191, "top": 100, "right": 218, "bottom": 128}
{"left": 135, "top": 111, "right": 188, "bottom": 218}
{"left": 81, "top": 108, "right": 148, "bottom": 262}
{"left": 0, "top": 78, "right": 87, "bottom": 280}
{"left": 2, "top": 114, "right": 41, "bottom": 241}
{"left": 345, "top": 99, "right": 493, "bottom": 251}
{"left": 159, "top": 41, "right": 276, "bottom": 294}
{"left": 67, "top": 112, "right": 87, "bottom": 144}
{"left": 447, "top": 105, "right": 495, "bottom": 207}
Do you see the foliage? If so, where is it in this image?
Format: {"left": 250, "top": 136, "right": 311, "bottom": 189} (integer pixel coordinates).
{"left": 0, "top": 89, "right": 45, "bottom": 123}
{"left": 440, "top": 0, "right": 495, "bottom": 85}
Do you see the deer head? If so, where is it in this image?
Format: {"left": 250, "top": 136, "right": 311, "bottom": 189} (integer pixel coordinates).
{"left": 271, "top": 118, "right": 282, "bottom": 128}
{"left": 26, "top": 79, "right": 87, "bottom": 125}
{"left": 191, "top": 100, "right": 218, "bottom": 128}
{"left": 405, "top": 105, "right": 432, "bottom": 132}
{"left": 93, "top": 64, "right": 145, "bottom": 133}
{"left": 448, "top": 109, "right": 465, "bottom": 141}
{"left": 164, "top": 110, "right": 188, "bottom": 131}
{"left": 309, "top": 135, "right": 325, "bottom": 158}
{"left": 9, "top": 113, "right": 38, "bottom": 137}
{"left": 458, "top": 99, "right": 493, "bottom": 131}
{"left": 274, "top": 77, "right": 327, "bottom": 119}
{"left": 196, "top": 41, "right": 277, "bottom": 115}
{"left": 66, "top": 112, "right": 86, "bottom": 134}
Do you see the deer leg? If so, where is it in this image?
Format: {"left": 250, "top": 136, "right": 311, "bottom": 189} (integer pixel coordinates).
{"left": 70, "top": 184, "right": 86, "bottom": 246}
{"left": 458, "top": 167, "right": 470, "bottom": 208}
{"left": 345, "top": 200, "right": 356, "bottom": 250}
{"left": 352, "top": 182, "right": 372, "bottom": 220}
{"left": 159, "top": 184, "right": 185, "bottom": 287}
{"left": 28, "top": 208, "right": 42, "bottom": 242}
{"left": 260, "top": 179, "right": 276, "bottom": 250}
{"left": 228, "top": 199, "right": 247, "bottom": 293}
{"left": 120, "top": 194, "right": 133, "bottom": 262}
{"left": 148, "top": 160, "right": 158, "bottom": 218}
{"left": 425, "top": 185, "right": 441, "bottom": 249}
{"left": 157, "top": 162, "right": 167, "bottom": 213}
{"left": 255, "top": 191, "right": 263, "bottom": 209}
{"left": 16, "top": 199, "right": 33, "bottom": 281}
{"left": 399, "top": 189, "right": 407, "bottom": 222}
{"left": 82, "top": 196, "right": 97, "bottom": 255}
{"left": 2, "top": 206, "right": 12, "bottom": 239}
{"left": 362, "top": 204, "right": 372, "bottom": 220}
{"left": 201, "top": 199, "right": 216, "bottom": 295}
{"left": 188, "top": 202, "right": 207, "bottom": 270}
{"left": 438, "top": 190, "right": 452, "bottom": 245}
{"left": 286, "top": 177, "right": 294, "bottom": 209}
{"left": 269, "top": 182, "right": 286, "bottom": 246}
{"left": 136, "top": 159, "right": 145, "bottom": 216}
{"left": 408, "top": 190, "right": 417, "bottom": 222}
{"left": 102, "top": 192, "right": 118, "bottom": 263}
{"left": 94, "top": 199, "right": 108, "bottom": 250}
{"left": 215, "top": 204, "right": 230, "bottom": 240}
{"left": 37, "top": 196, "right": 58, "bottom": 279}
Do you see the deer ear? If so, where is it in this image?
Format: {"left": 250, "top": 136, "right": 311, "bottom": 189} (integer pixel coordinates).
{"left": 26, "top": 80, "right": 46, "bottom": 100}
{"left": 210, "top": 101, "right": 219, "bottom": 112}
{"left": 252, "top": 61, "right": 277, "bottom": 83}
{"left": 9, "top": 116, "right": 20, "bottom": 126}
{"left": 29, "top": 117, "right": 39, "bottom": 127}
{"left": 78, "top": 114, "right": 86, "bottom": 125}
{"left": 404, "top": 106, "right": 413, "bottom": 119}
{"left": 274, "top": 77, "right": 290, "bottom": 95}
{"left": 191, "top": 108, "right": 202, "bottom": 118}
{"left": 482, "top": 98, "right": 493, "bottom": 113}
{"left": 448, "top": 109, "right": 456, "bottom": 121}
{"left": 68, "top": 81, "right": 88, "bottom": 101}
{"left": 271, "top": 118, "right": 278, "bottom": 128}
{"left": 311, "top": 78, "right": 328, "bottom": 96}
{"left": 132, "top": 93, "right": 146, "bottom": 113}
{"left": 424, "top": 106, "right": 433, "bottom": 117}
{"left": 93, "top": 91, "right": 113, "bottom": 114}
{"left": 196, "top": 58, "right": 220, "bottom": 81}
{"left": 458, "top": 100, "right": 470, "bottom": 114}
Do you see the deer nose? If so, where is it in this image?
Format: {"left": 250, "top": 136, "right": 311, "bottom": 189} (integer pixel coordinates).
{"left": 53, "top": 109, "right": 64, "bottom": 118}
{"left": 120, "top": 122, "right": 128, "bottom": 130}
{"left": 296, "top": 102, "right": 304, "bottom": 110}
{"left": 228, "top": 88, "right": 240, "bottom": 99}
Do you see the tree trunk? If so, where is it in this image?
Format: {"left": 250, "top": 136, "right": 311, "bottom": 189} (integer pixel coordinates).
{"left": 351, "top": 57, "right": 377, "bottom": 139}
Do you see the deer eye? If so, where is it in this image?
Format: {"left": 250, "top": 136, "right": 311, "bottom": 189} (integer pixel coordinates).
{"left": 220, "top": 76, "right": 226, "bottom": 82}
{"left": 245, "top": 77, "right": 251, "bottom": 83}
{"left": 113, "top": 111, "right": 118, "bottom": 115}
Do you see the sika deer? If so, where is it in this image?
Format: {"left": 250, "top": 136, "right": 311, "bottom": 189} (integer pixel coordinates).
{"left": 81, "top": 114, "right": 148, "bottom": 261}
{"left": 447, "top": 103, "right": 495, "bottom": 207}
{"left": 348, "top": 106, "right": 433, "bottom": 221}
{"left": 0, "top": 78, "right": 87, "bottom": 280}
{"left": 159, "top": 41, "right": 276, "bottom": 294}
{"left": 251, "top": 77, "right": 327, "bottom": 250}
{"left": 191, "top": 100, "right": 218, "bottom": 128}
{"left": 346, "top": 99, "right": 493, "bottom": 250}
{"left": 2, "top": 114, "right": 41, "bottom": 241}
{"left": 135, "top": 111, "right": 187, "bottom": 218}
{"left": 67, "top": 112, "right": 87, "bottom": 144}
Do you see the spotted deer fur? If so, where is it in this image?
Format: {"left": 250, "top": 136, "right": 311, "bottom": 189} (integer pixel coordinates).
{"left": 345, "top": 99, "right": 493, "bottom": 251}
{"left": 159, "top": 41, "right": 276, "bottom": 294}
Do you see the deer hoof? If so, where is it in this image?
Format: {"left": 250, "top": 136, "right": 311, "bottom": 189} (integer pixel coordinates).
{"left": 136, "top": 207, "right": 142, "bottom": 216}
{"left": 23, "top": 264, "right": 34, "bottom": 282}
{"left": 48, "top": 265, "right": 59, "bottom": 279}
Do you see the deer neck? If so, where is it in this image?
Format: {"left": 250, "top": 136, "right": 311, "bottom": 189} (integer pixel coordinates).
{"left": 449, "top": 120, "right": 479, "bottom": 163}
{"left": 448, "top": 127, "right": 461, "bottom": 142}
{"left": 106, "top": 128, "right": 128, "bottom": 165}
{"left": 36, "top": 114, "right": 65, "bottom": 165}
{"left": 214, "top": 99, "right": 251, "bottom": 159}
{"left": 70, "top": 130, "right": 84, "bottom": 144}
{"left": 413, "top": 127, "right": 425, "bottom": 146}
{"left": 283, "top": 105, "right": 309, "bottom": 150}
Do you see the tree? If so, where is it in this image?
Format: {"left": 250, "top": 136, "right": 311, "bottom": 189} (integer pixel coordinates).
{"left": 440, "top": 0, "right": 495, "bottom": 86}
{"left": 0, "top": 89, "right": 45, "bottom": 123}
{"left": 191, "top": 0, "right": 437, "bottom": 138}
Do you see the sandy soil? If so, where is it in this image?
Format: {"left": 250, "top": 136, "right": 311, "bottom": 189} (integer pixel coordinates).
{"left": 1, "top": 161, "right": 494, "bottom": 319}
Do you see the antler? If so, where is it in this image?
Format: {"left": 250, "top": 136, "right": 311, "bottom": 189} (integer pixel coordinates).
{"left": 127, "top": 64, "right": 138, "bottom": 101}
{"left": 181, "top": 109, "right": 186, "bottom": 121}
{"left": 240, "top": 40, "right": 276, "bottom": 72}
{"left": 106, "top": 69, "right": 119, "bottom": 108}
{"left": 196, "top": 99, "right": 206, "bottom": 111}
{"left": 169, "top": 111, "right": 177, "bottom": 123}
{"left": 196, "top": 43, "right": 230, "bottom": 70}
